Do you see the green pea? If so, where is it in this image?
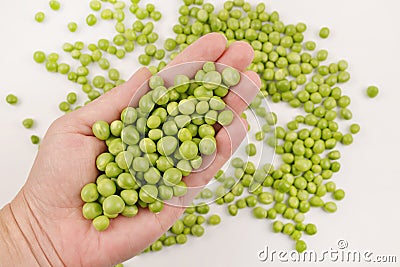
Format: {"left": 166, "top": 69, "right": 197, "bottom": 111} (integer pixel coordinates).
{"left": 82, "top": 202, "right": 102, "bottom": 220}
{"left": 341, "top": 133, "right": 353, "bottom": 145}
{"left": 97, "top": 178, "right": 116, "bottom": 197}
{"left": 271, "top": 221, "right": 284, "bottom": 234}
{"left": 5, "top": 94, "right": 18, "bottom": 105}
{"left": 222, "top": 67, "right": 241, "bottom": 87}
{"left": 68, "top": 22, "right": 78, "bottom": 32}
{"left": 309, "top": 196, "right": 324, "bottom": 207}
{"left": 296, "top": 240, "right": 307, "bottom": 253}
{"left": 157, "top": 136, "right": 178, "bottom": 156}
{"left": 283, "top": 223, "right": 295, "bottom": 235}
{"left": 196, "top": 203, "right": 210, "bottom": 214}
{"left": 218, "top": 110, "right": 234, "bottom": 126}
{"left": 33, "top": 51, "right": 47, "bottom": 64}
{"left": 49, "top": 0, "right": 61, "bottom": 11}
{"left": 199, "top": 136, "right": 217, "bottom": 155}
{"left": 156, "top": 184, "right": 172, "bottom": 200}
{"left": 253, "top": 206, "right": 267, "bottom": 219}
{"left": 333, "top": 189, "right": 345, "bottom": 200}
{"left": 190, "top": 224, "right": 204, "bottom": 237}
{"left": 81, "top": 183, "right": 99, "bottom": 202}
{"left": 120, "top": 205, "right": 138, "bottom": 218}
{"left": 96, "top": 152, "right": 114, "bottom": 172}
{"left": 366, "top": 85, "right": 379, "bottom": 98}
{"left": 163, "top": 168, "right": 182, "bottom": 186}
{"left": 323, "top": 201, "right": 337, "bottom": 213}
{"left": 92, "top": 121, "right": 110, "bottom": 140}
{"left": 92, "top": 215, "right": 109, "bottom": 231}
{"left": 208, "top": 214, "right": 221, "bottom": 225}
{"left": 178, "top": 140, "right": 198, "bottom": 160}
{"left": 30, "top": 135, "right": 40, "bottom": 145}
{"left": 319, "top": 27, "right": 330, "bottom": 38}
{"left": 64, "top": 92, "right": 77, "bottom": 105}
{"left": 245, "top": 143, "right": 257, "bottom": 156}
{"left": 149, "top": 201, "right": 164, "bottom": 213}
{"left": 131, "top": 156, "right": 149, "bottom": 172}
{"left": 22, "top": 118, "right": 34, "bottom": 129}
{"left": 102, "top": 195, "right": 125, "bottom": 215}
{"left": 86, "top": 14, "right": 97, "bottom": 26}
{"left": 35, "top": 11, "right": 46, "bottom": 23}
{"left": 304, "top": 223, "right": 317, "bottom": 235}
{"left": 164, "top": 38, "right": 177, "bottom": 51}
{"left": 138, "top": 184, "right": 158, "bottom": 204}
{"left": 183, "top": 214, "right": 197, "bottom": 227}
{"left": 119, "top": 189, "right": 139, "bottom": 206}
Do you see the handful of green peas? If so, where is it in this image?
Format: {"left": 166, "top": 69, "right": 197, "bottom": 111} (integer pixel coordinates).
{"left": 81, "top": 61, "right": 240, "bottom": 231}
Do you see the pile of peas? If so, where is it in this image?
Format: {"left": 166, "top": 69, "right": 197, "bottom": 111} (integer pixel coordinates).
{"left": 81, "top": 61, "right": 239, "bottom": 231}
{"left": 26, "top": 0, "right": 380, "bottom": 258}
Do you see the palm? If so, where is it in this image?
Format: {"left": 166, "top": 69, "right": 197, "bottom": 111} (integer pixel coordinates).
{"left": 10, "top": 34, "right": 260, "bottom": 267}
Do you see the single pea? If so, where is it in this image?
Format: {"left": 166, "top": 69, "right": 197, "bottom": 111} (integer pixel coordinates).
{"left": 122, "top": 205, "right": 139, "bottom": 218}
{"left": 258, "top": 192, "right": 274, "bottom": 205}
{"left": 228, "top": 204, "right": 238, "bottom": 216}
{"left": 296, "top": 240, "right": 307, "bottom": 253}
{"left": 218, "top": 110, "right": 234, "bottom": 126}
{"left": 35, "top": 12, "right": 45, "bottom": 23}
{"left": 103, "top": 195, "right": 125, "bottom": 215}
{"left": 319, "top": 27, "right": 330, "bottom": 38}
{"left": 333, "top": 189, "right": 345, "bottom": 200}
{"left": 6, "top": 94, "right": 18, "bottom": 105}
{"left": 81, "top": 183, "right": 99, "bottom": 202}
{"left": 164, "top": 38, "right": 177, "bottom": 51}
{"left": 89, "top": 0, "right": 101, "bottom": 11}
{"left": 68, "top": 22, "right": 78, "bottom": 32}
{"left": 208, "top": 214, "right": 221, "bottom": 225}
{"left": 92, "top": 121, "right": 110, "bottom": 140}
{"left": 82, "top": 202, "right": 102, "bottom": 220}
{"left": 92, "top": 215, "right": 109, "bottom": 231}
{"left": 323, "top": 202, "right": 337, "bottom": 213}
{"left": 149, "top": 201, "right": 164, "bottom": 213}
{"left": 33, "top": 51, "right": 46, "bottom": 63}
{"left": 49, "top": 0, "right": 61, "bottom": 11}
{"left": 222, "top": 67, "right": 241, "bottom": 87}
{"left": 282, "top": 223, "right": 295, "bottom": 235}
{"left": 245, "top": 143, "right": 257, "bottom": 156}
{"left": 253, "top": 206, "right": 267, "bottom": 219}
{"left": 305, "top": 223, "right": 317, "bottom": 235}
{"left": 349, "top": 123, "right": 360, "bottom": 134}
{"left": 199, "top": 136, "right": 217, "bottom": 155}
{"left": 139, "top": 184, "right": 158, "bottom": 204}
{"left": 97, "top": 178, "right": 116, "bottom": 197}
{"left": 163, "top": 168, "right": 182, "bottom": 186}
{"left": 366, "top": 85, "right": 379, "bottom": 98}
{"left": 309, "top": 196, "right": 324, "bottom": 207}
{"left": 341, "top": 133, "right": 353, "bottom": 145}
{"left": 22, "top": 118, "right": 34, "bottom": 129}
{"left": 86, "top": 14, "right": 97, "bottom": 26}
{"left": 272, "top": 221, "right": 284, "bottom": 233}
{"left": 179, "top": 140, "right": 198, "bottom": 160}
{"left": 30, "top": 135, "right": 40, "bottom": 145}
{"left": 191, "top": 224, "right": 205, "bottom": 237}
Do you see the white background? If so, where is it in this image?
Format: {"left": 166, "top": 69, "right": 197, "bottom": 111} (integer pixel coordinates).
{"left": 0, "top": 0, "right": 399, "bottom": 266}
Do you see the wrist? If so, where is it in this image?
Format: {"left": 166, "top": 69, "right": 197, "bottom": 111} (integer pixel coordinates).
{"left": 0, "top": 191, "right": 64, "bottom": 267}
{"left": 0, "top": 203, "right": 39, "bottom": 266}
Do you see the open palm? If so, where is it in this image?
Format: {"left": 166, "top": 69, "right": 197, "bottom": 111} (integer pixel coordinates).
{"left": 5, "top": 33, "right": 260, "bottom": 267}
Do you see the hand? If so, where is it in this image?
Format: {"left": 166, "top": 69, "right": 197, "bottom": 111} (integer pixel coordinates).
{"left": 0, "top": 33, "right": 260, "bottom": 267}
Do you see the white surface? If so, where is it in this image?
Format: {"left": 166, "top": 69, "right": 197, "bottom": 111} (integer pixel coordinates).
{"left": 0, "top": 0, "right": 399, "bottom": 266}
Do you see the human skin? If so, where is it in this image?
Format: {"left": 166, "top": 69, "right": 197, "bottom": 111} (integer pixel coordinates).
{"left": 0, "top": 33, "right": 260, "bottom": 267}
